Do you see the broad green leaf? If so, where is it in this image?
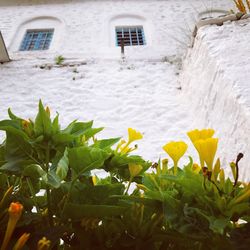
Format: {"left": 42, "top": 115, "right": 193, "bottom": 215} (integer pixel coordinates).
{"left": 63, "top": 121, "right": 93, "bottom": 135}
{"left": 68, "top": 146, "right": 110, "bottom": 175}
{"left": 42, "top": 170, "right": 61, "bottom": 189}
{"left": 92, "top": 138, "right": 120, "bottom": 149}
{"left": 56, "top": 148, "right": 69, "bottom": 180}
{"left": 22, "top": 164, "right": 46, "bottom": 179}
{"left": 5, "top": 132, "right": 32, "bottom": 160}
{"left": 109, "top": 154, "right": 151, "bottom": 170}
{"left": 0, "top": 159, "right": 34, "bottom": 174}
{"left": 0, "top": 121, "right": 29, "bottom": 141}
{"left": 62, "top": 203, "right": 126, "bottom": 220}
{"left": 83, "top": 127, "right": 104, "bottom": 140}
{"left": 69, "top": 183, "right": 125, "bottom": 205}
{"left": 0, "top": 119, "right": 21, "bottom": 130}
{"left": 34, "top": 100, "right": 52, "bottom": 138}
{"left": 8, "top": 108, "right": 22, "bottom": 121}
{"left": 209, "top": 217, "right": 230, "bottom": 234}
{"left": 52, "top": 133, "right": 75, "bottom": 145}
{"left": 52, "top": 113, "right": 60, "bottom": 134}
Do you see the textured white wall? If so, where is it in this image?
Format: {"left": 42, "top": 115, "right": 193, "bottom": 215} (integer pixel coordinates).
{"left": 0, "top": 0, "right": 235, "bottom": 165}
{"left": 0, "top": 0, "right": 231, "bottom": 60}
{"left": 181, "top": 19, "right": 250, "bottom": 181}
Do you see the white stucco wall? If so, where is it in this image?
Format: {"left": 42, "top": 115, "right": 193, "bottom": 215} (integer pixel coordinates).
{"left": 0, "top": 0, "right": 232, "bottom": 60}
{"left": 181, "top": 19, "right": 250, "bottom": 181}
{"left": 1, "top": 0, "right": 239, "bottom": 168}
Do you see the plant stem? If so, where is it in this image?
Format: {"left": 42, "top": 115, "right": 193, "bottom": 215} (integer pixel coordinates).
{"left": 174, "top": 164, "right": 178, "bottom": 175}
{"left": 26, "top": 177, "right": 40, "bottom": 213}
{"left": 125, "top": 178, "right": 132, "bottom": 195}
{"left": 234, "top": 153, "right": 243, "bottom": 187}
{"left": 45, "top": 143, "right": 53, "bottom": 226}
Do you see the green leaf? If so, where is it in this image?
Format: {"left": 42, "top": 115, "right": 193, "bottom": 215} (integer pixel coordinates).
{"left": 4, "top": 132, "right": 32, "bottom": 160}
{"left": 110, "top": 154, "right": 150, "bottom": 169}
{"left": 34, "top": 100, "right": 52, "bottom": 138}
{"left": 0, "top": 121, "right": 29, "bottom": 141}
{"left": 52, "top": 113, "right": 60, "bottom": 134}
{"left": 52, "top": 133, "right": 75, "bottom": 145}
{"left": 62, "top": 203, "right": 126, "bottom": 220}
{"left": 63, "top": 120, "right": 93, "bottom": 135}
{"left": 83, "top": 127, "right": 104, "bottom": 140}
{"left": 56, "top": 148, "right": 69, "bottom": 180}
{"left": 209, "top": 217, "right": 230, "bottom": 235}
{"left": 8, "top": 108, "right": 22, "bottom": 121}
{"left": 92, "top": 138, "right": 120, "bottom": 149}
{"left": 22, "top": 164, "right": 46, "bottom": 179}
{"left": 42, "top": 170, "right": 61, "bottom": 189}
{"left": 68, "top": 146, "right": 110, "bottom": 175}
{"left": 0, "top": 159, "right": 34, "bottom": 174}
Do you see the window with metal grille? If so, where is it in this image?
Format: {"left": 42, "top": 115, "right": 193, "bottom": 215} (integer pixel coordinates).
{"left": 115, "top": 26, "right": 146, "bottom": 46}
{"left": 20, "top": 29, "right": 54, "bottom": 51}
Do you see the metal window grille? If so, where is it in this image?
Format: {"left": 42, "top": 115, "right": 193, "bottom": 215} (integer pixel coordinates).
{"left": 116, "top": 26, "right": 146, "bottom": 46}
{"left": 20, "top": 29, "right": 54, "bottom": 51}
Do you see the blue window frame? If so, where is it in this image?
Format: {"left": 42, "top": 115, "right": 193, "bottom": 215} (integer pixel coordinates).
{"left": 20, "top": 29, "right": 54, "bottom": 51}
{"left": 115, "top": 26, "right": 146, "bottom": 46}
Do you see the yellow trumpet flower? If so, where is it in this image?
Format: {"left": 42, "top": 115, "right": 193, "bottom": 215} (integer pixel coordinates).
{"left": 187, "top": 129, "right": 215, "bottom": 167}
{"left": 128, "top": 128, "right": 143, "bottom": 143}
{"left": 37, "top": 237, "right": 51, "bottom": 250}
{"left": 1, "top": 202, "right": 24, "bottom": 250}
{"left": 187, "top": 129, "right": 215, "bottom": 143}
{"left": 13, "top": 233, "right": 30, "bottom": 250}
{"left": 194, "top": 138, "right": 218, "bottom": 171}
{"left": 162, "top": 141, "right": 188, "bottom": 175}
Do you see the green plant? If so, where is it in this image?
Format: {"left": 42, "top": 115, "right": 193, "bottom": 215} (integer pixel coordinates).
{"left": 0, "top": 103, "right": 249, "bottom": 249}
{"left": 54, "top": 55, "right": 65, "bottom": 65}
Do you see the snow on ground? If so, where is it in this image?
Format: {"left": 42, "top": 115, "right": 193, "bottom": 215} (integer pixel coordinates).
{"left": 0, "top": 57, "right": 195, "bottom": 164}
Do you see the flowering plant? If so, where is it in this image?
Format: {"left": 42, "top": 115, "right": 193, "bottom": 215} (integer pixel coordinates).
{"left": 0, "top": 102, "right": 249, "bottom": 249}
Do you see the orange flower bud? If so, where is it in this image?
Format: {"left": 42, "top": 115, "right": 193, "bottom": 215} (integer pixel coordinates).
{"left": 1, "top": 202, "right": 24, "bottom": 250}
{"left": 13, "top": 233, "right": 30, "bottom": 250}
{"left": 9, "top": 202, "right": 23, "bottom": 221}
{"left": 45, "top": 106, "right": 50, "bottom": 116}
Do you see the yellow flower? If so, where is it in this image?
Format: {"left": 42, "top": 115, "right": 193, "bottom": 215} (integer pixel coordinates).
{"left": 194, "top": 138, "right": 218, "bottom": 171}
{"left": 1, "top": 202, "right": 24, "bottom": 250}
{"left": 192, "top": 163, "right": 201, "bottom": 174}
{"left": 92, "top": 175, "right": 98, "bottom": 186}
{"left": 37, "top": 237, "right": 51, "bottom": 250}
{"left": 163, "top": 141, "right": 187, "bottom": 166}
{"left": 13, "top": 233, "right": 30, "bottom": 250}
{"left": 187, "top": 129, "right": 215, "bottom": 167}
{"left": 162, "top": 141, "right": 187, "bottom": 174}
{"left": 187, "top": 129, "right": 215, "bottom": 143}
{"left": 128, "top": 128, "right": 143, "bottom": 143}
{"left": 129, "top": 163, "right": 143, "bottom": 178}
